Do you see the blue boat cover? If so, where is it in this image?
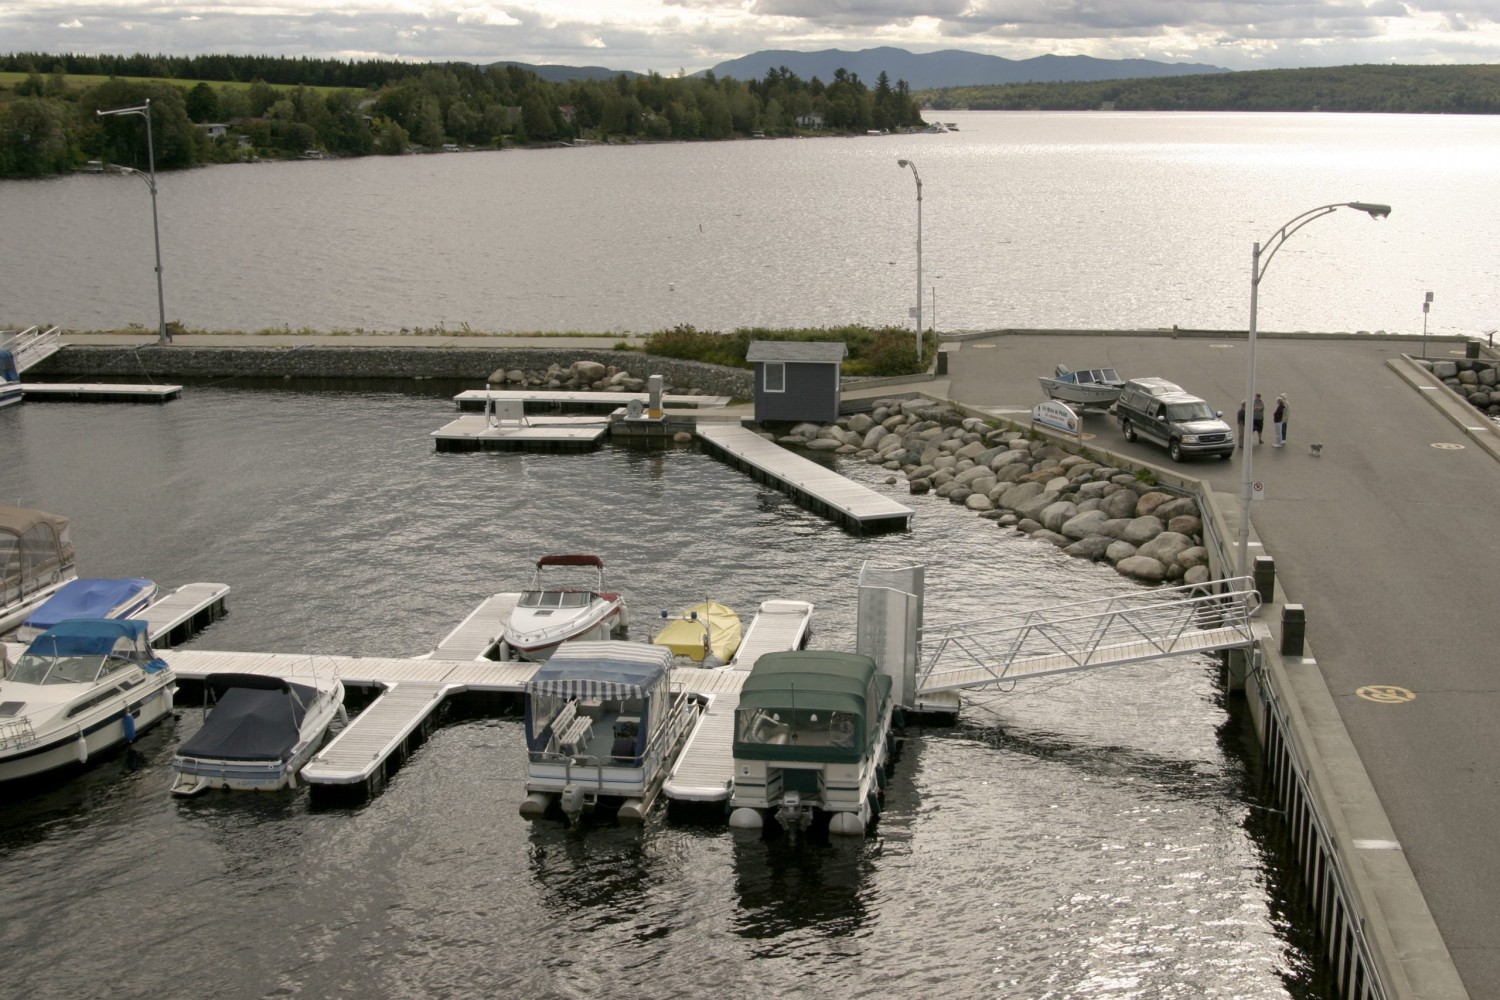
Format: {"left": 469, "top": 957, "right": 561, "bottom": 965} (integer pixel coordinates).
{"left": 0, "top": 350, "right": 16, "bottom": 382}
{"left": 25, "top": 618, "right": 167, "bottom": 673}
{"left": 526, "top": 640, "right": 672, "bottom": 700}
{"left": 177, "top": 674, "right": 320, "bottom": 762}
{"left": 23, "top": 577, "right": 153, "bottom": 632}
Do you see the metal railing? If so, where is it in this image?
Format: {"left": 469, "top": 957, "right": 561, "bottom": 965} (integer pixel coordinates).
{"left": 917, "top": 576, "right": 1260, "bottom": 693}
{"left": 0, "top": 325, "right": 62, "bottom": 374}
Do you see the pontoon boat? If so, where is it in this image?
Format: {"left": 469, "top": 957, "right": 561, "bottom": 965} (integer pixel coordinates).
{"left": 0, "top": 505, "right": 76, "bottom": 634}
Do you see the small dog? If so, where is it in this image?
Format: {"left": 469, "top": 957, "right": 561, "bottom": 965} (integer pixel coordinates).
{"left": 1309, "top": 442, "right": 1323, "bottom": 457}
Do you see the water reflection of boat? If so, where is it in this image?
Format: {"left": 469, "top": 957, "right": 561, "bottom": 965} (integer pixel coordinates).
{"left": 169, "top": 672, "right": 346, "bottom": 796}
{"left": 652, "top": 601, "right": 742, "bottom": 666}
{"left": 1036, "top": 365, "right": 1125, "bottom": 408}
{"left": 502, "top": 554, "right": 628, "bottom": 662}
{"left": 16, "top": 577, "right": 156, "bottom": 642}
{"left": 728, "top": 650, "right": 895, "bottom": 838}
{"left": 0, "top": 618, "right": 175, "bottom": 785}
{"left": 0, "top": 506, "right": 77, "bottom": 634}
{"left": 518, "top": 640, "right": 702, "bottom": 827}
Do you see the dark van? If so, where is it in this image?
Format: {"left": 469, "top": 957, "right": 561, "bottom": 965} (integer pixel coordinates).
{"left": 1114, "top": 377, "right": 1236, "bottom": 461}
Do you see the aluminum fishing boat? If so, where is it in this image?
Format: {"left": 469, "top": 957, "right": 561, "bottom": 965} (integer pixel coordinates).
{"left": 169, "top": 672, "right": 346, "bottom": 796}
{"left": 728, "top": 650, "right": 896, "bottom": 838}
{"left": 0, "top": 618, "right": 175, "bottom": 785}
{"left": 1037, "top": 365, "right": 1126, "bottom": 409}
{"left": 16, "top": 577, "right": 157, "bottom": 643}
{"left": 502, "top": 554, "right": 628, "bottom": 661}
{"left": 0, "top": 506, "right": 76, "bottom": 635}
{"left": 518, "top": 640, "right": 702, "bottom": 827}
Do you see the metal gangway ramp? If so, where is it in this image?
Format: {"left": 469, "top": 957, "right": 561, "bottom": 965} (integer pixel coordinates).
{"left": 1, "top": 326, "right": 62, "bottom": 373}
{"left": 916, "top": 577, "right": 1261, "bottom": 695}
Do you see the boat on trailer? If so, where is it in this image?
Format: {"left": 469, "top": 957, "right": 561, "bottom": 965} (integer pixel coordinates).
{"left": 518, "top": 639, "right": 702, "bottom": 827}
{"left": 0, "top": 505, "right": 77, "bottom": 635}
{"left": 16, "top": 577, "right": 157, "bottom": 643}
{"left": 728, "top": 650, "right": 896, "bottom": 837}
{"left": 652, "top": 601, "right": 742, "bottom": 667}
{"left": 1037, "top": 365, "right": 1126, "bottom": 409}
{"left": 169, "top": 672, "right": 346, "bottom": 796}
{"left": 0, "top": 618, "right": 175, "bottom": 785}
{"left": 501, "top": 554, "right": 628, "bottom": 661}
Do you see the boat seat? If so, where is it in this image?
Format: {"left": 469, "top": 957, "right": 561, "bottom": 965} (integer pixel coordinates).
{"left": 559, "top": 715, "right": 595, "bottom": 756}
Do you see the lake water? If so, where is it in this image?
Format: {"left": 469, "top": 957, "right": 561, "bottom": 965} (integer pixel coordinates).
{"left": 3, "top": 111, "right": 1497, "bottom": 340}
{"left": 0, "top": 383, "right": 1327, "bottom": 998}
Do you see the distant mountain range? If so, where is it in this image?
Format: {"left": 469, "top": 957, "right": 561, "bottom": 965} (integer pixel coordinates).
{"left": 493, "top": 47, "right": 1228, "bottom": 90}
{"left": 708, "top": 47, "right": 1228, "bottom": 90}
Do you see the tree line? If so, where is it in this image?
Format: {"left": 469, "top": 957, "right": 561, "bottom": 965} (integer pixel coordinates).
{"left": 921, "top": 63, "right": 1500, "bottom": 114}
{"left": 0, "top": 54, "right": 927, "bottom": 178}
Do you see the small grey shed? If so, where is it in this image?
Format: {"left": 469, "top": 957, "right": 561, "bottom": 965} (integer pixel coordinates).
{"left": 745, "top": 340, "right": 848, "bottom": 424}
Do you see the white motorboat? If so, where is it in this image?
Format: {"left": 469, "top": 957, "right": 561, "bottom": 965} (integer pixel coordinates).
{"left": 518, "top": 640, "right": 702, "bottom": 827}
{"left": 16, "top": 577, "right": 157, "bottom": 643}
{"left": 0, "top": 618, "right": 175, "bottom": 785}
{"left": 1037, "top": 365, "right": 1126, "bottom": 409}
{"left": 0, "top": 505, "right": 77, "bottom": 635}
{"left": 169, "top": 671, "right": 346, "bottom": 796}
{"left": 728, "top": 649, "right": 896, "bottom": 838}
{"left": 501, "top": 554, "right": 628, "bottom": 662}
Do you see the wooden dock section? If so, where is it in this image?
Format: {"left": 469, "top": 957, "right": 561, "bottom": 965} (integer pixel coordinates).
{"left": 727, "top": 599, "right": 814, "bottom": 670}
{"left": 300, "top": 681, "right": 457, "bottom": 788}
{"left": 141, "top": 582, "right": 230, "bottom": 648}
{"left": 22, "top": 382, "right": 182, "bottom": 403}
{"left": 453, "top": 388, "right": 731, "bottom": 413}
{"left": 431, "top": 413, "right": 609, "bottom": 452}
{"left": 425, "top": 593, "right": 518, "bottom": 660}
{"left": 695, "top": 423, "right": 913, "bottom": 534}
{"left": 663, "top": 668, "right": 748, "bottom": 803}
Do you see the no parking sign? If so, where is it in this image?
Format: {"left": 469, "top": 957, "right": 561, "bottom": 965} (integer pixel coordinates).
{"left": 1251, "top": 479, "right": 1266, "bottom": 501}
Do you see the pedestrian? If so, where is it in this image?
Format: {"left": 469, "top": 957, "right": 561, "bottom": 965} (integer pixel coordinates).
{"left": 1273, "top": 394, "right": 1288, "bottom": 446}
{"left": 1252, "top": 393, "right": 1265, "bottom": 444}
{"left": 1236, "top": 401, "right": 1246, "bottom": 447}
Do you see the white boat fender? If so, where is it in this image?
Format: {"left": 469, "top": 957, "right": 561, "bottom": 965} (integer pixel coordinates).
{"left": 729, "top": 807, "right": 766, "bottom": 829}
{"left": 76, "top": 732, "right": 88, "bottom": 763}
{"left": 123, "top": 711, "right": 137, "bottom": 743}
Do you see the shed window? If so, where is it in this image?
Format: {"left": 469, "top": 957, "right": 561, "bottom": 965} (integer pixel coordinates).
{"left": 764, "top": 362, "right": 785, "bottom": 393}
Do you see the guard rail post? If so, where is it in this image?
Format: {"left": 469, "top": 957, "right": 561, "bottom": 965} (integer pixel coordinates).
{"left": 1253, "top": 555, "right": 1276, "bottom": 604}
{"left": 1280, "top": 604, "right": 1306, "bottom": 657}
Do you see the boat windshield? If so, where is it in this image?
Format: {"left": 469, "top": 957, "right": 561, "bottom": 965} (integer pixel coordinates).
{"left": 8, "top": 651, "right": 127, "bottom": 685}
{"left": 738, "top": 708, "right": 857, "bottom": 749}
{"left": 1166, "top": 401, "right": 1218, "bottom": 421}
{"left": 517, "top": 590, "right": 593, "bottom": 609}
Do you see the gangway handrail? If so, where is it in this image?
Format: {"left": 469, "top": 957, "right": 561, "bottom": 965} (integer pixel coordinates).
{"left": 917, "top": 577, "right": 1261, "bottom": 694}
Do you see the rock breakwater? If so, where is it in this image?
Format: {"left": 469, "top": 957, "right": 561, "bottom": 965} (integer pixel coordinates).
{"left": 1416, "top": 357, "right": 1500, "bottom": 419}
{"left": 767, "top": 397, "right": 1212, "bottom": 585}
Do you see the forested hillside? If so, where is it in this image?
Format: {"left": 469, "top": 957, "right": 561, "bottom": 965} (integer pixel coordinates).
{"left": 923, "top": 63, "right": 1500, "bottom": 113}
{"left": 0, "top": 54, "right": 924, "bottom": 178}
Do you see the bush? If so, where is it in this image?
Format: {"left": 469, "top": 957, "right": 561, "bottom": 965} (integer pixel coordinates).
{"left": 641, "top": 323, "right": 924, "bottom": 375}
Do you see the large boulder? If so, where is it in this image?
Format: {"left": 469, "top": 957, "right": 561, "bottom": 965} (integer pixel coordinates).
{"left": 571, "top": 360, "right": 607, "bottom": 382}
{"left": 1100, "top": 489, "right": 1141, "bottom": 519}
{"left": 1116, "top": 555, "right": 1168, "bottom": 581}
{"left": 1012, "top": 490, "right": 1063, "bottom": 522}
{"left": 1135, "top": 491, "right": 1175, "bottom": 517}
{"left": 1105, "top": 540, "right": 1138, "bottom": 563}
{"left": 1064, "top": 535, "right": 1115, "bottom": 561}
{"left": 1153, "top": 497, "right": 1199, "bottom": 522}
{"left": 1120, "top": 515, "right": 1166, "bottom": 546}
{"left": 1060, "top": 509, "right": 1111, "bottom": 540}
{"left": 1038, "top": 501, "right": 1079, "bottom": 532}
{"left": 1136, "top": 531, "right": 1195, "bottom": 567}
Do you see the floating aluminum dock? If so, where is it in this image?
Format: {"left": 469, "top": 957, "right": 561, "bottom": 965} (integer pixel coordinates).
{"left": 22, "top": 382, "right": 182, "bottom": 403}
{"left": 695, "top": 423, "right": 913, "bottom": 534}
{"left": 141, "top": 582, "right": 231, "bottom": 648}
{"left": 453, "top": 389, "right": 731, "bottom": 413}
{"left": 431, "top": 413, "right": 610, "bottom": 452}
{"left": 726, "top": 599, "right": 813, "bottom": 670}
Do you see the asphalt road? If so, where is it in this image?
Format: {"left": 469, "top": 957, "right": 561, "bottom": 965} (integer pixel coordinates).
{"left": 945, "top": 331, "right": 1498, "bottom": 998}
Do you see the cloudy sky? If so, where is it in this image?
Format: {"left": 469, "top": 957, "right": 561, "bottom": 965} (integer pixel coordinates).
{"left": 3, "top": 1, "right": 1498, "bottom": 74}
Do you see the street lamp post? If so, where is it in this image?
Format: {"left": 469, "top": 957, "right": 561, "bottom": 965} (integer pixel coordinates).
{"left": 96, "top": 99, "right": 169, "bottom": 345}
{"left": 1421, "top": 291, "right": 1433, "bottom": 359}
{"left": 1237, "top": 201, "right": 1391, "bottom": 577}
{"left": 896, "top": 158, "right": 923, "bottom": 364}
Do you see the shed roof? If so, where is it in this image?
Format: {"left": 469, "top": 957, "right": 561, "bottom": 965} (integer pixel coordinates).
{"left": 745, "top": 341, "right": 848, "bottom": 364}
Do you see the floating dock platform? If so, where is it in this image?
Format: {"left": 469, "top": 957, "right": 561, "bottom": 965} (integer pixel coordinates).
{"left": 22, "top": 382, "right": 182, "bottom": 403}
{"left": 695, "top": 423, "right": 913, "bottom": 534}
{"left": 431, "top": 413, "right": 610, "bottom": 452}
{"left": 453, "top": 389, "right": 731, "bottom": 414}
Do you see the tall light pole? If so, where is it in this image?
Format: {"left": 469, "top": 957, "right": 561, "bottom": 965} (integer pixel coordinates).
{"left": 96, "top": 99, "right": 169, "bottom": 345}
{"left": 896, "top": 158, "right": 923, "bottom": 364}
{"left": 1421, "top": 291, "right": 1433, "bottom": 359}
{"left": 1237, "top": 201, "right": 1391, "bottom": 577}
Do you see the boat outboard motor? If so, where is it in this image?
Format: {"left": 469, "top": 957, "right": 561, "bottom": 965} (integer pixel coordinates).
{"left": 559, "top": 782, "right": 587, "bottom": 828}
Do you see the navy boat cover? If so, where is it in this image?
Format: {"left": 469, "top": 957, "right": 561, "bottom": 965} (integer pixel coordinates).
{"left": 177, "top": 673, "right": 318, "bottom": 762}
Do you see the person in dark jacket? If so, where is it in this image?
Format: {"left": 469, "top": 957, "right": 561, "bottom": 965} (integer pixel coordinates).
{"left": 1273, "top": 395, "right": 1289, "bottom": 446}
{"left": 1252, "top": 393, "right": 1265, "bottom": 444}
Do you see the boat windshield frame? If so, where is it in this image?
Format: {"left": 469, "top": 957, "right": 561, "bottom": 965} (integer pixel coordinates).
{"left": 8, "top": 650, "right": 135, "bottom": 686}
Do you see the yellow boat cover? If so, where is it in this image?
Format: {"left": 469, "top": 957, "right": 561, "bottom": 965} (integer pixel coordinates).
{"left": 653, "top": 602, "right": 742, "bottom": 663}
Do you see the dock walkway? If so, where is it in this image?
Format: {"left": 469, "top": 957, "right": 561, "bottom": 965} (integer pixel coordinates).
{"left": 695, "top": 423, "right": 913, "bottom": 534}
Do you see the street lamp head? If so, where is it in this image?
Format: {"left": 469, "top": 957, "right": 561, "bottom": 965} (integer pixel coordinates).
{"left": 1346, "top": 201, "right": 1392, "bottom": 219}
{"left": 897, "top": 158, "right": 910, "bottom": 168}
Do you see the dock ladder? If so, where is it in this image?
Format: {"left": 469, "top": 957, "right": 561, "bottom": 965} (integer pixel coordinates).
{"left": 916, "top": 577, "right": 1260, "bottom": 694}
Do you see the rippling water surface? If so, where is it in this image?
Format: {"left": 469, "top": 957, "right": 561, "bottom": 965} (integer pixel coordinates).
{"left": 0, "top": 386, "right": 1322, "bottom": 998}
{"left": 2, "top": 111, "right": 1497, "bottom": 339}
